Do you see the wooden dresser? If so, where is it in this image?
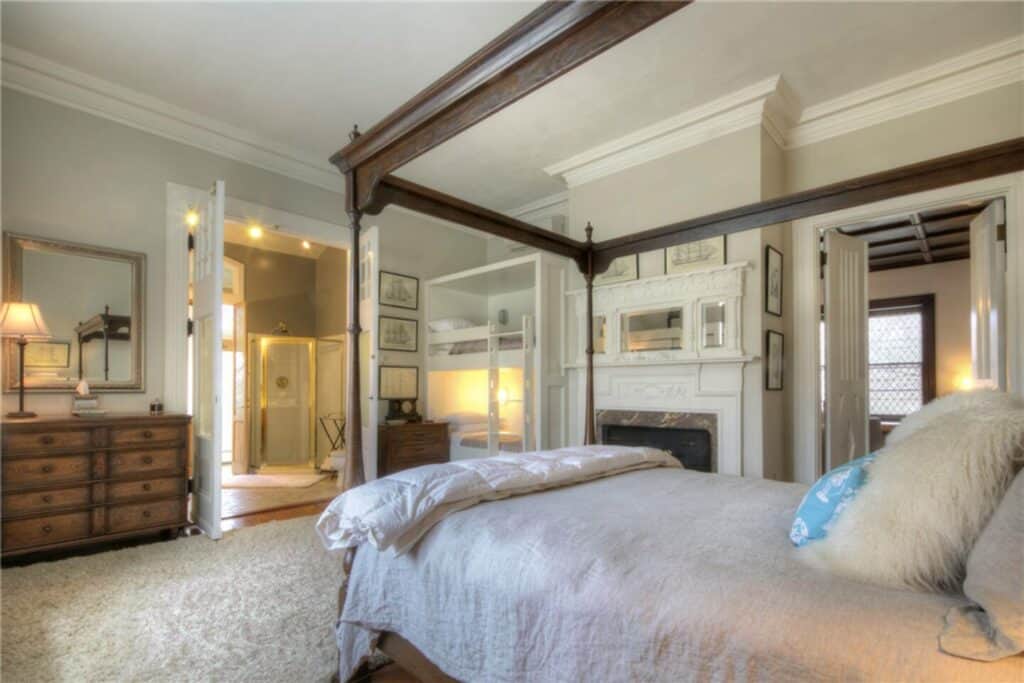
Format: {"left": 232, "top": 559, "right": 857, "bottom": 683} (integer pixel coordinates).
{"left": 2, "top": 413, "right": 191, "bottom": 557}
{"left": 378, "top": 422, "right": 449, "bottom": 476}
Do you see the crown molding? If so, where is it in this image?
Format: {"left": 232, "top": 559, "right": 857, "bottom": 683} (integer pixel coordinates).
{"left": 546, "top": 35, "right": 1023, "bottom": 187}
{"left": 788, "top": 34, "right": 1024, "bottom": 148}
{"left": 507, "top": 190, "right": 569, "bottom": 225}
{"left": 1, "top": 44, "right": 342, "bottom": 193}
{"left": 544, "top": 75, "right": 799, "bottom": 187}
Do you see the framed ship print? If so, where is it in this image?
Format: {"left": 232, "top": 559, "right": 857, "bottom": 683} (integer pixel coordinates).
{"left": 593, "top": 254, "right": 638, "bottom": 286}
{"left": 379, "top": 316, "right": 418, "bottom": 352}
{"left": 765, "top": 330, "right": 784, "bottom": 391}
{"left": 379, "top": 270, "right": 419, "bottom": 310}
{"left": 379, "top": 365, "right": 419, "bottom": 399}
{"left": 765, "top": 245, "right": 783, "bottom": 317}
{"left": 665, "top": 236, "right": 726, "bottom": 275}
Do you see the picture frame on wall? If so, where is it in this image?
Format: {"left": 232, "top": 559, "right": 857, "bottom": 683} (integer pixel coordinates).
{"left": 665, "top": 236, "right": 726, "bottom": 275}
{"left": 379, "top": 316, "right": 418, "bottom": 352}
{"left": 24, "top": 340, "right": 71, "bottom": 369}
{"left": 379, "top": 365, "right": 419, "bottom": 399}
{"left": 765, "top": 330, "right": 784, "bottom": 391}
{"left": 379, "top": 270, "right": 419, "bottom": 310}
{"left": 764, "top": 245, "right": 783, "bottom": 317}
{"left": 593, "top": 254, "right": 639, "bottom": 286}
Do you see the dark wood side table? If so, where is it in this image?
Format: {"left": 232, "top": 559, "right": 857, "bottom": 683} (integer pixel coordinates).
{"left": 378, "top": 421, "right": 449, "bottom": 477}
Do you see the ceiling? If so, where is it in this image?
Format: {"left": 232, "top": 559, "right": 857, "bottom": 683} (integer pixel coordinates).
{"left": 224, "top": 219, "right": 328, "bottom": 260}
{"left": 838, "top": 202, "right": 986, "bottom": 272}
{"left": 4, "top": 2, "right": 1022, "bottom": 213}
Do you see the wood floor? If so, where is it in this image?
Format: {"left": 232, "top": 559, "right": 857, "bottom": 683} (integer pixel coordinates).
{"left": 221, "top": 476, "right": 339, "bottom": 519}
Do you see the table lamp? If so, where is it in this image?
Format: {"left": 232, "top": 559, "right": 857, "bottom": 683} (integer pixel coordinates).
{"left": 0, "top": 302, "right": 52, "bottom": 418}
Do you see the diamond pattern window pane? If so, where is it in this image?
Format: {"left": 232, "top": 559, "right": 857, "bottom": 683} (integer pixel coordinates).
{"left": 869, "top": 310, "right": 924, "bottom": 416}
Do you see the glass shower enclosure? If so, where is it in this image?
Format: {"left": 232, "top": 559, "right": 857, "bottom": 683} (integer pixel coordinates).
{"left": 248, "top": 335, "right": 316, "bottom": 470}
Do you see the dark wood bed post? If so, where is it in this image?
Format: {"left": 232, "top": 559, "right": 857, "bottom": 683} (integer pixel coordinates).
{"left": 583, "top": 223, "right": 597, "bottom": 446}
{"left": 344, "top": 125, "right": 366, "bottom": 489}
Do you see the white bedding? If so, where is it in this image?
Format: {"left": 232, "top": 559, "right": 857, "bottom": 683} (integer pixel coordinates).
{"left": 327, "top": 457, "right": 1023, "bottom": 682}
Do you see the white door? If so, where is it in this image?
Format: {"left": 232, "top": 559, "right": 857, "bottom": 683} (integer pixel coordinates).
{"left": 824, "top": 230, "right": 869, "bottom": 470}
{"left": 357, "top": 226, "right": 380, "bottom": 479}
{"left": 970, "top": 199, "right": 1007, "bottom": 390}
{"left": 192, "top": 180, "right": 225, "bottom": 539}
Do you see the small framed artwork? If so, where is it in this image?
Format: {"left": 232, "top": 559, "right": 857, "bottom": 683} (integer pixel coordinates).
{"left": 379, "top": 270, "right": 419, "bottom": 310}
{"left": 379, "top": 365, "right": 419, "bottom": 399}
{"left": 594, "top": 254, "right": 638, "bottom": 286}
{"left": 379, "top": 316, "right": 418, "bottom": 352}
{"left": 665, "top": 236, "right": 726, "bottom": 275}
{"left": 24, "top": 340, "right": 71, "bottom": 368}
{"left": 765, "top": 330, "right": 784, "bottom": 391}
{"left": 765, "top": 245, "right": 783, "bottom": 317}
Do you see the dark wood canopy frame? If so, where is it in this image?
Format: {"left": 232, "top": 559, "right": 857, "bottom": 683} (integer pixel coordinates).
{"left": 329, "top": 0, "right": 1024, "bottom": 496}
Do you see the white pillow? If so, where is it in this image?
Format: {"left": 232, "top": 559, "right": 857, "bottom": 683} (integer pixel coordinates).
{"left": 428, "top": 317, "right": 477, "bottom": 333}
{"left": 886, "top": 389, "right": 1023, "bottom": 447}
{"left": 802, "top": 392, "right": 1024, "bottom": 592}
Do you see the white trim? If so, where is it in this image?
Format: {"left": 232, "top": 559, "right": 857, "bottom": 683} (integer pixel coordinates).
{"left": 791, "top": 172, "right": 1024, "bottom": 484}
{"left": 544, "top": 36, "right": 1023, "bottom": 187}
{"left": 506, "top": 191, "right": 569, "bottom": 226}
{"left": 789, "top": 35, "right": 1024, "bottom": 148}
{"left": 544, "top": 76, "right": 798, "bottom": 187}
{"left": 3, "top": 45, "right": 341, "bottom": 192}
{"left": 163, "top": 182, "right": 350, "bottom": 414}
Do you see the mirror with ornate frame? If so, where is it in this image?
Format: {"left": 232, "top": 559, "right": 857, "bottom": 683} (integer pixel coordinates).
{"left": 3, "top": 233, "right": 145, "bottom": 392}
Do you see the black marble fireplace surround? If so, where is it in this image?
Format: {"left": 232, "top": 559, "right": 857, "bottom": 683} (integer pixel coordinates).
{"left": 596, "top": 410, "right": 717, "bottom": 472}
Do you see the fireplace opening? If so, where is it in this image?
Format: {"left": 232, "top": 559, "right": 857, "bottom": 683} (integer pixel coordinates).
{"left": 601, "top": 424, "right": 712, "bottom": 472}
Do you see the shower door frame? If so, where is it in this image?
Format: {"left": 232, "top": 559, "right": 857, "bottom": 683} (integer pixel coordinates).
{"left": 248, "top": 333, "right": 318, "bottom": 471}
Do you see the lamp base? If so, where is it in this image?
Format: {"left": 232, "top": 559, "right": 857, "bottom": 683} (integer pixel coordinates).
{"left": 5, "top": 410, "right": 37, "bottom": 419}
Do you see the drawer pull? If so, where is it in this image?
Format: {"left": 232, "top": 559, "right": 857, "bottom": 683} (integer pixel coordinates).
{"left": 41, "top": 494, "right": 53, "bottom": 504}
{"left": 142, "top": 510, "right": 152, "bottom": 519}
{"left": 141, "top": 455, "right": 154, "bottom": 465}
{"left": 142, "top": 430, "right": 154, "bottom": 439}
{"left": 142, "top": 483, "right": 152, "bottom": 492}
{"left": 41, "top": 524, "right": 53, "bottom": 534}
{"left": 40, "top": 464, "right": 54, "bottom": 474}
{"left": 40, "top": 435, "right": 55, "bottom": 445}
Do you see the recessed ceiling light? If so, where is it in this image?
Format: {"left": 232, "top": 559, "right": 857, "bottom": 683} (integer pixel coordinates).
{"left": 184, "top": 209, "right": 199, "bottom": 228}
{"left": 301, "top": 240, "right": 311, "bottom": 250}
{"left": 248, "top": 225, "right": 263, "bottom": 239}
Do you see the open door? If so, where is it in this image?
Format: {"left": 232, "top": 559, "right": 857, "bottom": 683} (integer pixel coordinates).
{"left": 192, "top": 180, "right": 225, "bottom": 539}
{"left": 970, "top": 199, "right": 1007, "bottom": 390}
{"left": 357, "top": 225, "right": 380, "bottom": 479}
{"left": 824, "top": 230, "right": 869, "bottom": 470}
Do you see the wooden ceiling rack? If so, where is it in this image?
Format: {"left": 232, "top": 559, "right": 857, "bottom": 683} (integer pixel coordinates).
{"left": 329, "top": 0, "right": 1024, "bottom": 489}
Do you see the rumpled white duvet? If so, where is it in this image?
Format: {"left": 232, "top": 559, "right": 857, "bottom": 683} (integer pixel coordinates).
{"left": 319, "top": 447, "right": 1024, "bottom": 682}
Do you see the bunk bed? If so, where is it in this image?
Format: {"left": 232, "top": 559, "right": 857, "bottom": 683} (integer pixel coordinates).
{"left": 323, "top": 2, "right": 1024, "bottom": 681}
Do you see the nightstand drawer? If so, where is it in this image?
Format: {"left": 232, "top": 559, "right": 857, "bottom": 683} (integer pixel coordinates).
{"left": 3, "top": 429, "right": 92, "bottom": 454}
{"left": 108, "top": 449, "right": 183, "bottom": 478}
{"left": 110, "top": 425, "right": 185, "bottom": 447}
{"left": 3, "top": 454, "right": 92, "bottom": 489}
{"left": 107, "top": 499, "right": 184, "bottom": 533}
{"left": 107, "top": 477, "right": 186, "bottom": 503}
{"left": 3, "top": 511, "right": 91, "bottom": 551}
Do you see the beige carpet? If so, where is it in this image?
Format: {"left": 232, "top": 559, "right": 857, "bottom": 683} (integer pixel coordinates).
{"left": 2, "top": 517, "right": 342, "bottom": 682}
{"left": 222, "top": 473, "right": 330, "bottom": 488}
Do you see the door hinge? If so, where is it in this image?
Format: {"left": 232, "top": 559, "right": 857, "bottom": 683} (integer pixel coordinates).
{"left": 187, "top": 318, "right": 194, "bottom": 336}
{"left": 187, "top": 233, "right": 195, "bottom": 251}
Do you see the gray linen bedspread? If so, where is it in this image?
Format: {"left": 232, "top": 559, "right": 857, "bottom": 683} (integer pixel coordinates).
{"left": 337, "top": 469, "right": 1024, "bottom": 682}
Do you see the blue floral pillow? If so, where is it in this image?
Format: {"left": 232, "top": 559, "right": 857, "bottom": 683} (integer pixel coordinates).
{"left": 790, "top": 452, "right": 878, "bottom": 547}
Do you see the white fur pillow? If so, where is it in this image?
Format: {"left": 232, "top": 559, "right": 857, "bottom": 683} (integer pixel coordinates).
{"left": 802, "top": 391, "right": 1024, "bottom": 592}
{"left": 886, "top": 389, "right": 1023, "bottom": 447}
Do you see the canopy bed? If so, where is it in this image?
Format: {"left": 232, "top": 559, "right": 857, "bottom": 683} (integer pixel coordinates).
{"left": 326, "top": 2, "right": 1024, "bottom": 681}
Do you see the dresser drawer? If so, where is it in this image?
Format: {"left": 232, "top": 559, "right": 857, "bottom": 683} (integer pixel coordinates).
{"left": 2, "top": 486, "right": 91, "bottom": 517}
{"left": 108, "top": 449, "right": 183, "bottom": 478}
{"left": 2, "top": 454, "right": 92, "bottom": 489}
{"left": 3, "top": 429, "right": 92, "bottom": 454}
{"left": 3, "top": 511, "right": 91, "bottom": 551}
{"left": 107, "top": 499, "right": 184, "bottom": 533}
{"left": 107, "top": 477, "right": 186, "bottom": 503}
{"left": 392, "top": 442, "right": 446, "bottom": 462}
{"left": 390, "top": 426, "right": 447, "bottom": 446}
{"left": 110, "top": 425, "right": 185, "bottom": 447}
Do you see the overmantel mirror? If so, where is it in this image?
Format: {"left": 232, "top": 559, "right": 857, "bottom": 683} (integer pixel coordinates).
{"left": 3, "top": 233, "right": 145, "bottom": 392}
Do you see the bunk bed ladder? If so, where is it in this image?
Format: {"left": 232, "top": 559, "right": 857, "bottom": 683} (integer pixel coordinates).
{"left": 487, "top": 322, "right": 500, "bottom": 457}
{"left": 522, "top": 315, "right": 534, "bottom": 453}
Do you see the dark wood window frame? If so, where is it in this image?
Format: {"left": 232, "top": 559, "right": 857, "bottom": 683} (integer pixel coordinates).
{"left": 868, "top": 294, "right": 936, "bottom": 421}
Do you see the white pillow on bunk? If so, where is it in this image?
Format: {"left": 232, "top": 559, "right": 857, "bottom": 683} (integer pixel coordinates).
{"left": 428, "top": 317, "right": 477, "bottom": 333}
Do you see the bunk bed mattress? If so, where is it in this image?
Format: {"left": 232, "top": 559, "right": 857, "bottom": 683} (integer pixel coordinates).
{"left": 336, "top": 468, "right": 1023, "bottom": 682}
{"left": 447, "top": 336, "right": 522, "bottom": 354}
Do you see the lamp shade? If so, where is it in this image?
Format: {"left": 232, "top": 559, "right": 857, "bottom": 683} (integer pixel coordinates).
{"left": 0, "top": 302, "right": 52, "bottom": 340}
